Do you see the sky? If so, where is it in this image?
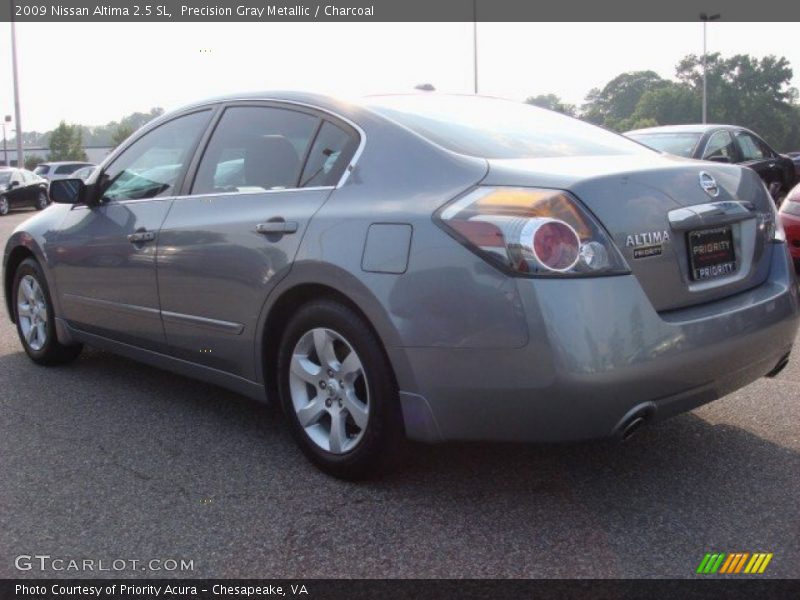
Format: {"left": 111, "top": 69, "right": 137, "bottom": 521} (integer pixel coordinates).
{"left": 1, "top": 21, "right": 799, "bottom": 133}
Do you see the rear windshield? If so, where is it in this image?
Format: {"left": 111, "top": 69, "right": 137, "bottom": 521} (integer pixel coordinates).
{"left": 366, "top": 95, "right": 653, "bottom": 159}
{"left": 33, "top": 165, "right": 49, "bottom": 175}
{"left": 626, "top": 132, "right": 703, "bottom": 158}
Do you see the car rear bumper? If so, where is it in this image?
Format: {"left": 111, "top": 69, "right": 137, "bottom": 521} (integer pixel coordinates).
{"left": 396, "top": 244, "right": 800, "bottom": 443}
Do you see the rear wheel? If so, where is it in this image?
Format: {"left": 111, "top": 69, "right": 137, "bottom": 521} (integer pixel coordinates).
{"left": 35, "top": 189, "right": 48, "bottom": 210}
{"left": 277, "top": 299, "right": 405, "bottom": 479}
{"left": 13, "top": 258, "right": 83, "bottom": 365}
{"left": 0, "top": 195, "right": 8, "bottom": 216}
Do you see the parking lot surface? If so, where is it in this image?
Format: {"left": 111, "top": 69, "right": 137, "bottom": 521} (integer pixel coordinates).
{"left": 1, "top": 208, "right": 799, "bottom": 578}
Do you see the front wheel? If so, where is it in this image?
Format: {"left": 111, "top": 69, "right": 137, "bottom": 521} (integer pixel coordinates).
{"left": 13, "top": 258, "right": 83, "bottom": 365}
{"left": 277, "top": 299, "right": 405, "bottom": 479}
{"left": 35, "top": 189, "right": 48, "bottom": 210}
{"left": 0, "top": 195, "right": 8, "bottom": 216}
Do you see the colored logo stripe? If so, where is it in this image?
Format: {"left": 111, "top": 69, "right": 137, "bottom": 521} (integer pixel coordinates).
{"left": 698, "top": 552, "right": 773, "bottom": 574}
{"left": 697, "top": 553, "right": 726, "bottom": 574}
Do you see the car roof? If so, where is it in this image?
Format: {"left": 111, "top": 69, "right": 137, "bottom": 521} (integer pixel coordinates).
{"left": 626, "top": 124, "right": 747, "bottom": 135}
{"left": 39, "top": 161, "right": 93, "bottom": 166}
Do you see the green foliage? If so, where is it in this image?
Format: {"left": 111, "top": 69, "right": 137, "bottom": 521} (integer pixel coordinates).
{"left": 581, "top": 71, "right": 667, "bottom": 129}
{"left": 9, "top": 107, "right": 164, "bottom": 149}
{"left": 525, "top": 94, "right": 576, "bottom": 116}
{"left": 48, "top": 121, "right": 88, "bottom": 162}
{"left": 111, "top": 124, "right": 135, "bottom": 147}
{"left": 580, "top": 53, "right": 800, "bottom": 151}
{"left": 24, "top": 154, "right": 45, "bottom": 170}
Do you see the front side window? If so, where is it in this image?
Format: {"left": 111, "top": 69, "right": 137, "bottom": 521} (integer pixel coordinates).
{"left": 299, "top": 121, "right": 358, "bottom": 187}
{"left": 191, "top": 106, "right": 318, "bottom": 195}
{"left": 100, "top": 110, "right": 211, "bottom": 202}
{"left": 703, "top": 131, "right": 737, "bottom": 162}
{"left": 367, "top": 95, "right": 653, "bottom": 159}
{"left": 735, "top": 132, "right": 765, "bottom": 161}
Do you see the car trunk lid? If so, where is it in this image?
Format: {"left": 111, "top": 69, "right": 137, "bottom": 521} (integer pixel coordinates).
{"left": 483, "top": 154, "right": 776, "bottom": 312}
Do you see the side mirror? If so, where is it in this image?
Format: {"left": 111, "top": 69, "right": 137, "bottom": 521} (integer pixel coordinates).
{"left": 707, "top": 155, "right": 731, "bottom": 163}
{"left": 9, "top": 180, "right": 20, "bottom": 188}
{"left": 49, "top": 178, "right": 86, "bottom": 205}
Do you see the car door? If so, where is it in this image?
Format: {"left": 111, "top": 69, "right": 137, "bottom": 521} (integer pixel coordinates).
{"left": 734, "top": 130, "right": 782, "bottom": 196}
{"left": 52, "top": 109, "right": 214, "bottom": 350}
{"left": 6, "top": 170, "right": 26, "bottom": 207}
{"left": 156, "top": 103, "right": 359, "bottom": 379}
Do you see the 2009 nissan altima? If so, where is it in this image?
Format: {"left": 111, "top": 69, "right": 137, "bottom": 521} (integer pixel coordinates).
{"left": 4, "top": 93, "right": 799, "bottom": 479}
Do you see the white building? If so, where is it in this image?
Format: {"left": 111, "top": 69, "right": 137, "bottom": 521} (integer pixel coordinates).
{"left": 1, "top": 145, "right": 114, "bottom": 168}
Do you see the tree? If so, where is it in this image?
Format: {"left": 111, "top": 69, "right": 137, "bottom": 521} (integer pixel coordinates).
{"left": 414, "top": 83, "right": 435, "bottom": 91}
{"left": 619, "top": 82, "right": 700, "bottom": 131}
{"left": 24, "top": 154, "right": 45, "bottom": 170}
{"left": 48, "top": 121, "right": 88, "bottom": 162}
{"left": 111, "top": 124, "right": 134, "bottom": 147}
{"left": 524, "top": 94, "right": 576, "bottom": 116}
{"left": 582, "top": 71, "right": 667, "bottom": 129}
{"left": 675, "top": 53, "right": 800, "bottom": 150}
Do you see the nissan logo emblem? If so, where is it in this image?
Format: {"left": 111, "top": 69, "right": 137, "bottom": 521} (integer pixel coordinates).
{"left": 699, "top": 171, "right": 720, "bottom": 197}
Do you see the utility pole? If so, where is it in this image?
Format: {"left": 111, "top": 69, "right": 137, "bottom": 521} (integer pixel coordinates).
{"left": 3, "top": 116, "right": 10, "bottom": 167}
{"left": 11, "top": 19, "right": 24, "bottom": 167}
{"left": 700, "top": 13, "right": 721, "bottom": 124}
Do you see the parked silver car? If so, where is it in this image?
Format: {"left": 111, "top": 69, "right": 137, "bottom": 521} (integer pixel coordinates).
{"left": 33, "top": 161, "right": 94, "bottom": 182}
{"left": 4, "top": 93, "right": 799, "bottom": 478}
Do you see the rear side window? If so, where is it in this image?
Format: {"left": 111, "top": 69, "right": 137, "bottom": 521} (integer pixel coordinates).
{"left": 191, "top": 106, "right": 319, "bottom": 195}
{"left": 300, "top": 121, "right": 358, "bottom": 187}
{"left": 55, "top": 164, "right": 80, "bottom": 175}
{"left": 100, "top": 110, "right": 211, "bottom": 201}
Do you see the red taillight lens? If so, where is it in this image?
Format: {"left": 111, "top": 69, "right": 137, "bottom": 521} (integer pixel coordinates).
{"left": 437, "top": 187, "right": 628, "bottom": 277}
{"left": 528, "top": 219, "right": 581, "bottom": 271}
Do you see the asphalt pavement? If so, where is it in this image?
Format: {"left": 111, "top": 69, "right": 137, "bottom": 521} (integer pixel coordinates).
{"left": 1, "top": 207, "right": 799, "bottom": 579}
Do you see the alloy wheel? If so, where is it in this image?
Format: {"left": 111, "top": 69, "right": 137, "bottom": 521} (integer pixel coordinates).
{"left": 17, "top": 274, "right": 48, "bottom": 351}
{"left": 0, "top": 196, "right": 8, "bottom": 215}
{"left": 288, "top": 327, "right": 370, "bottom": 454}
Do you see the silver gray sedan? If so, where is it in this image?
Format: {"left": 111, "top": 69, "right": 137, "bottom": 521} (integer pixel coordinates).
{"left": 4, "top": 93, "right": 799, "bottom": 479}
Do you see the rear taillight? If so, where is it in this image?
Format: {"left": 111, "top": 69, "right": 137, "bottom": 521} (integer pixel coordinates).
{"left": 437, "top": 187, "right": 629, "bottom": 277}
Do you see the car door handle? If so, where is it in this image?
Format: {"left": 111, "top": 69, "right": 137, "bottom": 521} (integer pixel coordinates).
{"left": 127, "top": 230, "right": 156, "bottom": 243}
{"left": 256, "top": 221, "right": 298, "bottom": 234}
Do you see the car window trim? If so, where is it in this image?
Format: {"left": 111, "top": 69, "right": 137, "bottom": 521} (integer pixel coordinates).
{"left": 181, "top": 101, "right": 323, "bottom": 197}
{"left": 177, "top": 97, "right": 365, "bottom": 194}
{"left": 97, "top": 105, "right": 220, "bottom": 207}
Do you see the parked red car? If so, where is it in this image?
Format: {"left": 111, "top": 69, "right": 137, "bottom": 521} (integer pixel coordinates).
{"left": 778, "top": 182, "right": 800, "bottom": 271}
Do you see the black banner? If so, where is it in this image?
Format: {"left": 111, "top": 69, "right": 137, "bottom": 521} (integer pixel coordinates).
{"left": 2, "top": 0, "right": 800, "bottom": 22}
{"left": 3, "top": 579, "right": 800, "bottom": 600}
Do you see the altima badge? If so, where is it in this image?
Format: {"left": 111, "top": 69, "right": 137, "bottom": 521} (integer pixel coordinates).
{"left": 626, "top": 230, "right": 670, "bottom": 259}
{"left": 699, "top": 171, "right": 720, "bottom": 197}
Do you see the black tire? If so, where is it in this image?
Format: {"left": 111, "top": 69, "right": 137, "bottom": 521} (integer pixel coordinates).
{"left": 34, "top": 188, "right": 48, "bottom": 211}
{"left": 277, "top": 299, "right": 405, "bottom": 480}
{"left": 0, "top": 195, "right": 8, "bottom": 216}
{"left": 12, "top": 258, "right": 83, "bottom": 365}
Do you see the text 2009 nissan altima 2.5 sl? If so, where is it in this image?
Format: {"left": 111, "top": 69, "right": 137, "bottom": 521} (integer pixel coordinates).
{"left": 3, "top": 93, "right": 799, "bottom": 478}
